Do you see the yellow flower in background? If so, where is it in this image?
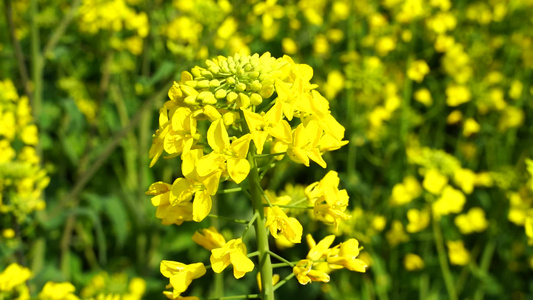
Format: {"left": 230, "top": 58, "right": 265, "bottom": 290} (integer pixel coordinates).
{"left": 463, "top": 118, "right": 480, "bottom": 137}
{"left": 499, "top": 106, "right": 524, "bottom": 132}
{"left": 282, "top": 38, "right": 298, "bottom": 54}
{"left": 265, "top": 206, "right": 303, "bottom": 243}
{"left": 526, "top": 216, "right": 533, "bottom": 245}
{"left": 0, "top": 263, "right": 31, "bottom": 292}
{"left": 391, "top": 176, "right": 422, "bottom": 205}
{"left": 446, "top": 84, "right": 471, "bottom": 106}
{"left": 404, "top": 253, "right": 425, "bottom": 271}
{"left": 423, "top": 169, "right": 448, "bottom": 195}
{"left": 446, "top": 241, "right": 470, "bottom": 266}
{"left": 407, "top": 60, "right": 430, "bottom": 83}
{"left": 453, "top": 168, "right": 476, "bottom": 194}
{"left": 446, "top": 110, "right": 463, "bottom": 124}
{"left": 406, "top": 209, "right": 430, "bottom": 233}
{"left": 386, "top": 220, "right": 409, "bottom": 246}
{"left": 192, "top": 227, "right": 226, "bottom": 251}
{"left": 38, "top": 282, "right": 79, "bottom": 300}
{"left": 414, "top": 88, "right": 433, "bottom": 106}
{"left": 455, "top": 207, "right": 489, "bottom": 234}
{"left": 433, "top": 186, "right": 466, "bottom": 216}
{"left": 210, "top": 238, "right": 254, "bottom": 279}
{"left": 160, "top": 261, "right": 206, "bottom": 298}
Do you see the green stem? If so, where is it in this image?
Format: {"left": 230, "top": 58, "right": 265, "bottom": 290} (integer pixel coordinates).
{"left": 432, "top": 216, "right": 457, "bottom": 300}
{"left": 248, "top": 146, "right": 274, "bottom": 300}
{"left": 255, "top": 152, "right": 286, "bottom": 158}
{"left": 207, "top": 214, "right": 249, "bottom": 224}
{"left": 473, "top": 240, "right": 496, "bottom": 300}
{"left": 273, "top": 272, "right": 295, "bottom": 291}
{"left": 262, "top": 204, "right": 313, "bottom": 209}
{"left": 30, "top": 0, "right": 42, "bottom": 121}
{"left": 271, "top": 262, "right": 300, "bottom": 268}
{"left": 207, "top": 294, "right": 260, "bottom": 300}
{"left": 242, "top": 213, "right": 259, "bottom": 239}
{"left": 217, "top": 187, "right": 243, "bottom": 194}
{"left": 268, "top": 251, "right": 294, "bottom": 267}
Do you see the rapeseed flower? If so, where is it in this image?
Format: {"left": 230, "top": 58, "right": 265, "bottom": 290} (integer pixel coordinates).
{"left": 265, "top": 206, "right": 303, "bottom": 243}
{"left": 160, "top": 261, "right": 206, "bottom": 298}
{"left": 210, "top": 238, "right": 254, "bottom": 279}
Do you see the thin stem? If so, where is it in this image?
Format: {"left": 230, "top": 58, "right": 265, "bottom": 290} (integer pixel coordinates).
{"left": 207, "top": 214, "right": 249, "bottom": 224}
{"left": 273, "top": 272, "right": 295, "bottom": 291}
{"left": 247, "top": 251, "right": 259, "bottom": 258}
{"left": 241, "top": 212, "right": 259, "bottom": 238}
{"left": 248, "top": 146, "right": 274, "bottom": 300}
{"left": 255, "top": 152, "right": 286, "bottom": 158}
{"left": 267, "top": 251, "right": 294, "bottom": 267}
{"left": 262, "top": 204, "right": 313, "bottom": 210}
{"left": 30, "top": 0, "right": 43, "bottom": 121}
{"left": 3, "top": 0, "right": 32, "bottom": 102}
{"left": 432, "top": 215, "right": 457, "bottom": 300}
{"left": 207, "top": 294, "right": 260, "bottom": 300}
{"left": 217, "top": 187, "right": 243, "bottom": 194}
{"left": 259, "top": 185, "right": 273, "bottom": 208}
{"left": 473, "top": 240, "right": 496, "bottom": 300}
{"left": 42, "top": 0, "right": 82, "bottom": 61}
{"left": 271, "top": 262, "right": 299, "bottom": 268}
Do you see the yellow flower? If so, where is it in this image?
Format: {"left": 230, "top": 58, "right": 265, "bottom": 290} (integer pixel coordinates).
{"left": 433, "top": 186, "right": 466, "bottom": 216}
{"left": 172, "top": 150, "right": 221, "bottom": 222}
{"left": 407, "top": 60, "right": 430, "bottom": 83}
{"left": 422, "top": 169, "right": 448, "bottom": 195}
{"left": 446, "top": 84, "right": 471, "bottom": 107}
{"left": 160, "top": 261, "right": 206, "bottom": 299}
{"left": 243, "top": 101, "right": 292, "bottom": 154}
{"left": 453, "top": 168, "right": 476, "bottom": 194}
{"left": 0, "top": 263, "right": 31, "bottom": 292}
{"left": 447, "top": 110, "right": 463, "bottom": 124}
{"left": 446, "top": 241, "right": 470, "bottom": 266}
{"left": 404, "top": 253, "right": 425, "bottom": 271}
{"left": 391, "top": 176, "right": 422, "bottom": 205}
{"left": 414, "top": 88, "right": 433, "bottom": 106}
{"left": 197, "top": 119, "right": 251, "bottom": 184}
{"left": 305, "top": 171, "right": 351, "bottom": 228}
{"left": 406, "top": 209, "right": 430, "bottom": 233}
{"left": 265, "top": 206, "right": 303, "bottom": 243}
{"left": 463, "top": 118, "right": 480, "bottom": 137}
{"left": 287, "top": 121, "right": 327, "bottom": 168}
{"left": 455, "top": 207, "right": 488, "bottom": 234}
{"left": 306, "top": 234, "right": 335, "bottom": 261}
{"left": 210, "top": 238, "right": 254, "bottom": 279}
{"left": 327, "top": 239, "right": 367, "bottom": 272}
{"left": 293, "top": 259, "right": 330, "bottom": 285}
{"left": 146, "top": 181, "right": 193, "bottom": 225}
{"left": 386, "top": 220, "right": 409, "bottom": 246}
{"left": 192, "top": 227, "right": 226, "bottom": 251}
{"left": 38, "top": 282, "right": 79, "bottom": 300}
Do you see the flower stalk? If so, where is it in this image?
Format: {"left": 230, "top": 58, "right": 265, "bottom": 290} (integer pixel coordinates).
{"left": 248, "top": 145, "right": 274, "bottom": 300}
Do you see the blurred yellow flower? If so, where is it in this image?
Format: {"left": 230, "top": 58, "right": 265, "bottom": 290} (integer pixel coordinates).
{"left": 433, "top": 186, "right": 466, "bottom": 216}
{"left": 414, "top": 88, "right": 433, "bottom": 106}
{"left": 446, "top": 240, "right": 470, "bottom": 266}
{"left": 407, "top": 60, "right": 430, "bottom": 83}
{"left": 423, "top": 169, "right": 448, "bottom": 195}
{"left": 404, "top": 253, "right": 425, "bottom": 271}
{"left": 446, "top": 84, "right": 471, "bottom": 107}
{"left": 455, "top": 207, "right": 489, "bottom": 234}
{"left": 38, "top": 282, "right": 79, "bottom": 300}
{"left": 406, "top": 209, "right": 430, "bottom": 233}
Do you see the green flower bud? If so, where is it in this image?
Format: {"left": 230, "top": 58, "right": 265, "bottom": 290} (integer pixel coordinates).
{"left": 236, "top": 83, "right": 247, "bottom": 92}
{"left": 191, "top": 67, "right": 202, "bottom": 78}
{"left": 184, "top": 95, "right": 198, "bottom": 105}
{"left": 198, "top": 91, "right": 213, "bottom": 100}
{"left": 238, "top": 93, "right": 250, "bottom": 108}
{"left": 227, "top": 92, "right": 238, "bottom": 103}
{"left": 210, "top": 79, "right": 221, "bottom": 87}
{"left": 203, "top": 94, "right": 217, "bottom": 105}
{"left": 227, "top": 77, "right": 236, "bottom": 85}
{"left": 215, "top": 89, "right": 227, "bottom": 99}
{"left": 250, "top": 80, "right": 262, "bottom": 91}
{"left": 248, "top": 71, "right": 260, "bottom": 79}
{"left": 197, "top": 80, "right": 210, "bottom": 88}
{"left": 185, "top": 81, "right": 197, "bottom": 88}
{"left": 250, "top": 93, "right": 263, "bottom": 106}
{"left": 260, "top": 85, "right": 275, "bottom": 98}
{"left": 201, "top": 71, "right": 213, "bottom": 79}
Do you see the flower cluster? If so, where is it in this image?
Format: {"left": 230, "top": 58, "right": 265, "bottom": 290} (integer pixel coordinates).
{"left": 0, "top": 79, "right": 49, "bottom": 222}
{"left": 147, "top": 53, "right": 361, "bottom": 298}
